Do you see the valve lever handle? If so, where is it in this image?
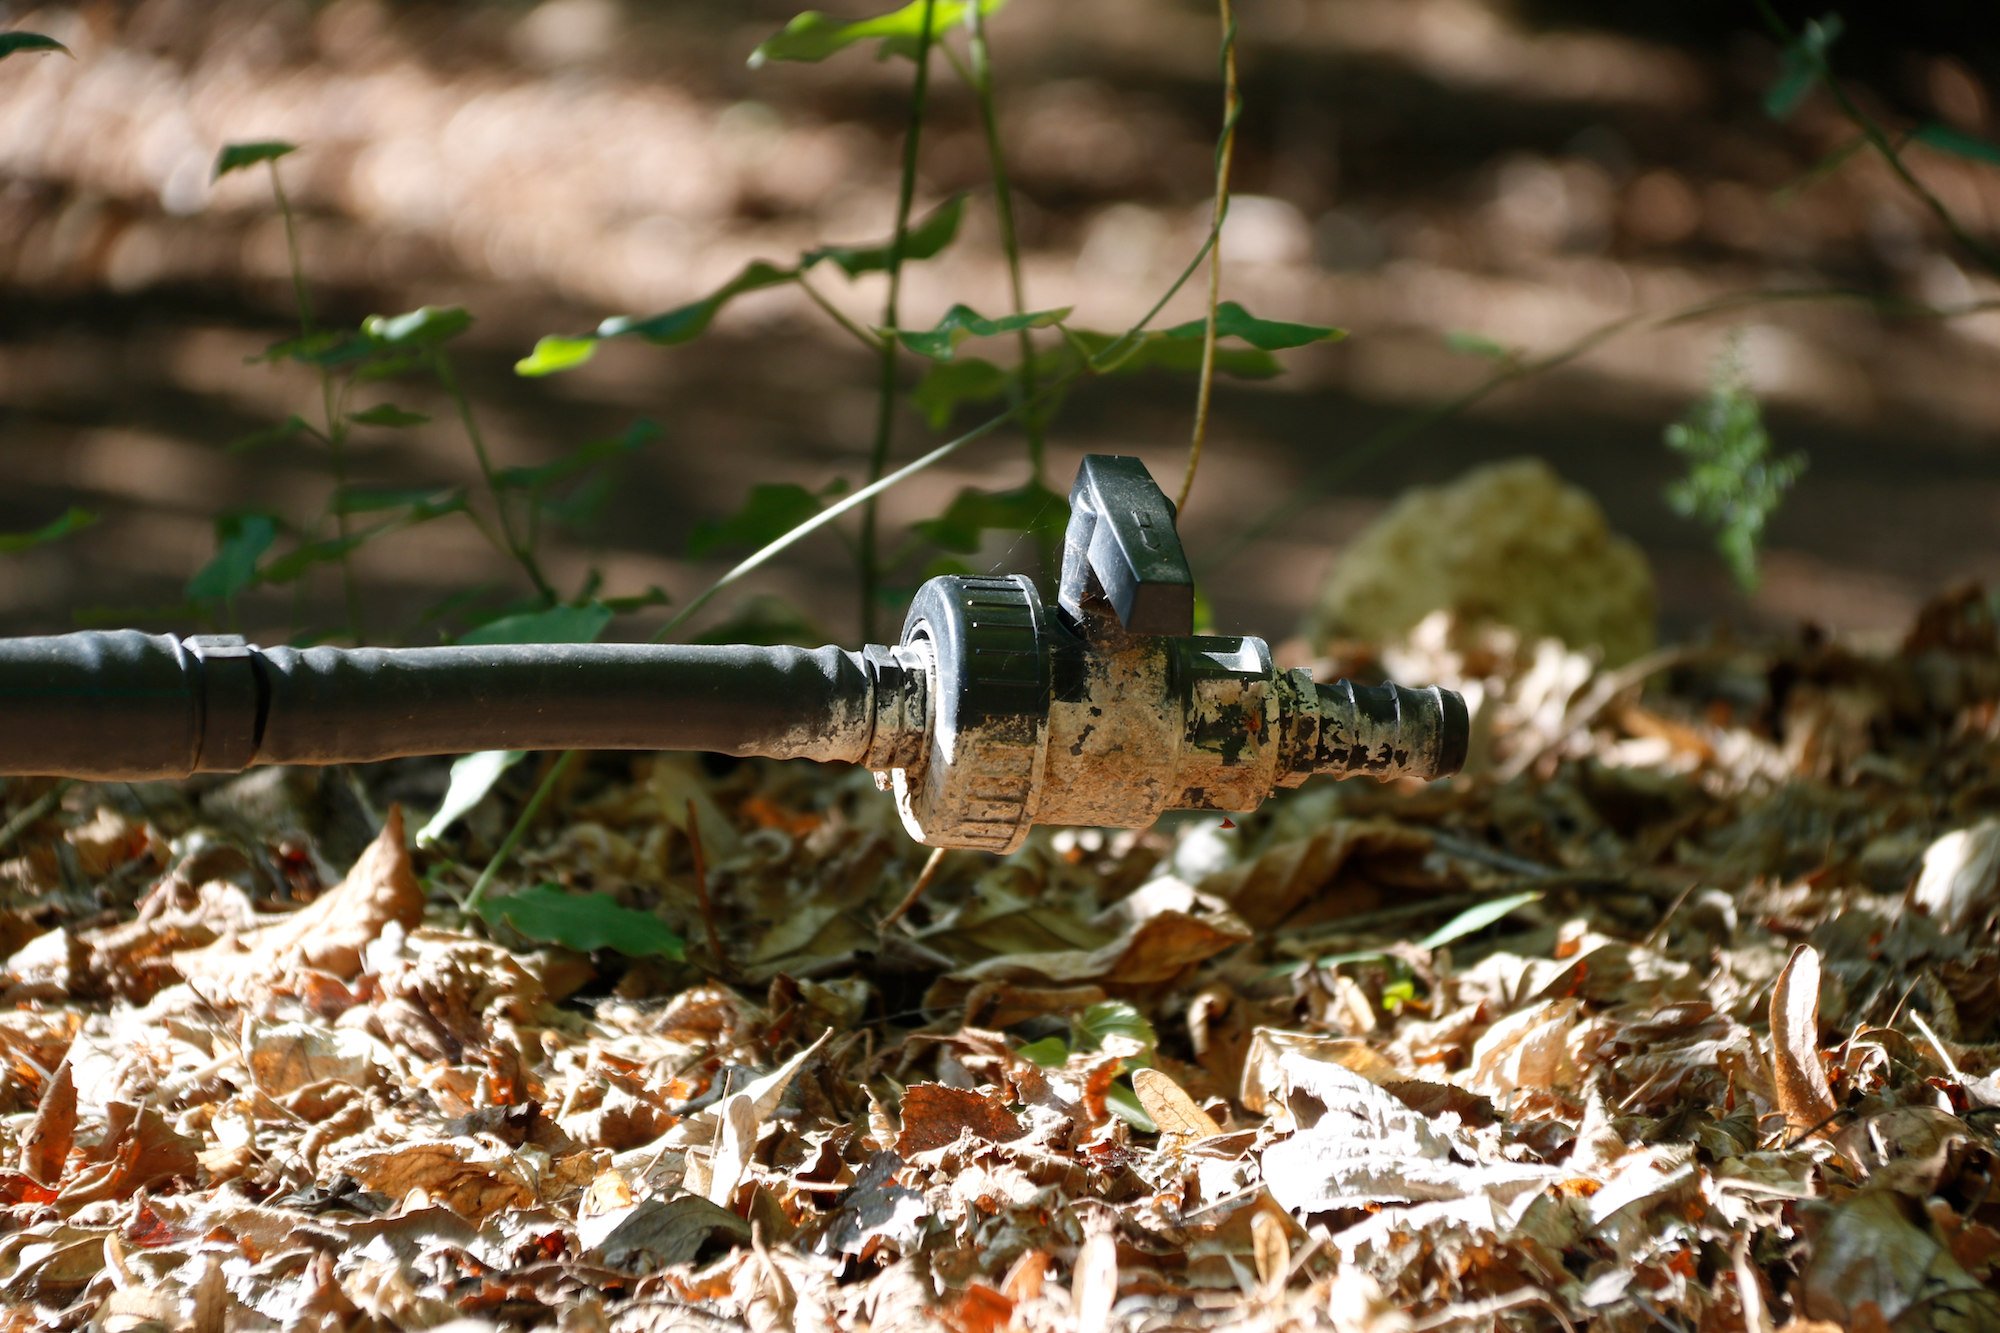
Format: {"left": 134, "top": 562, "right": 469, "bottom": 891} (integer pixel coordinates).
{"left": 1057, "top": 454, "right": 1194, "bottom": 636}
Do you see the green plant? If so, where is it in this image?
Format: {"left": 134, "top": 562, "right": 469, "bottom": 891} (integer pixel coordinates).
{"left": 196, "top": 142, "right": 662, "bottom": 644}
{"left": 1665, "top": 337, "right": 1806, "bottom": 593}
{"left": 514, "top": 0, "right": 1338, "bottom": 644}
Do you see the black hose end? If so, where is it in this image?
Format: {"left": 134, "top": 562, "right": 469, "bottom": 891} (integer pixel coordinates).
{"left": 1434, "top": 686, "right": 1470, "bottom": 779}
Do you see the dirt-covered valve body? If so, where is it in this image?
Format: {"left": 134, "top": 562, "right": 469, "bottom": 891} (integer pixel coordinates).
{"left": 878, "top": 456, "right": 1467, "bottom": 852}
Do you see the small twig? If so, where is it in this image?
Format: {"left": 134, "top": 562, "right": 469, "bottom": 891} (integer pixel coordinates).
{"left": 881, "top": 845, "right": 948, "bottom": 930}
{"left": 1175, "top": 0, "right": 1238, "bottom": 515}
{"left": 795, "top": 274, "right": 887, "bottom": 352}
{"left": 0, "top": 779, "right": 73, "bottom": 855}
{"left": 1907, "top": 1010, "right": 1963, "bottom": 1082}
{"left": 857, "top": 0, "right": 940, "bottom": 643}
{"left": 685, "top": 798, "right": 728, "bottom": 972}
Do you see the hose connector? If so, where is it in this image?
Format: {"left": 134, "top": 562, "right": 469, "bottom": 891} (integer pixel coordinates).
{"left": 871, "top": 456, "right": 1468, "bottom": 851}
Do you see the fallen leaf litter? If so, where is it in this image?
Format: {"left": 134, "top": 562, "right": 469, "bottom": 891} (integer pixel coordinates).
{"left": 1, "top": 592, "right": 1997, "bottom": 1330}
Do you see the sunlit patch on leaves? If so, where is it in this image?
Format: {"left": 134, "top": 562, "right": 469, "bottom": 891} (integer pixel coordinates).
{"left": 0, "top": 31, "right": 71, "bottom": 60}
{"left": 0, "top": 507, "right": 98, "bottom": 555}
{"left": 473, "top": 883, "right": 684, "bottom": 960}
{"left": 213, "top": 140, "right": 297, "bottom": 179}
{"left": 1664, "top": 337, "right": 1806, "bottom": 593}
{"left": 749, "top": 0, "right": 1004, "bottom": 66}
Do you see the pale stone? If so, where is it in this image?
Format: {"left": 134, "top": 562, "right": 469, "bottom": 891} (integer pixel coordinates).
{"left": 1309, "top": 458, "right": 1656, "bottom": 664}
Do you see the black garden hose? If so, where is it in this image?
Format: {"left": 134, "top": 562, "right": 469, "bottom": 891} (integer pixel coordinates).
{"left": 0, "top": 630, "right": 878, "bottom": 780}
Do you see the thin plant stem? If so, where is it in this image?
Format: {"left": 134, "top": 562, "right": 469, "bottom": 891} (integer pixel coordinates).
{"left": 462, "top": 749, "right": 576, "bottom": 914}
{"left": 1753, "top": 0, "right": 2000, "bottom": 279}
{"left": 269, "top": 159, "right": 365, "bottom": 639}
{"left": 796, "top": 274, "right": 888, "bottom": 352}
{"left": 0, "top": 779, "right": 73, "bottom": 855}
{"left": 433, "top": 352, "right": 558, "bottom": 605}
{"left": 961, "top": 4, "right": 1044, "bottom": 482}
{"left": 269, "top": 161, "right": 316, "bottom": 335}
{"left": 1203, "top": 286, "right": 2000, "bottom": 576}
{"left": 858, "top": 0, "right": 940, "bottom": 644}
{"left": 1175, "top": 0, "right": 1239, "bottom": 515}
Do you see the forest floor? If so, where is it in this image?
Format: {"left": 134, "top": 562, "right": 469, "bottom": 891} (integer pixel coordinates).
{"left": 1, "top": 588, "right": 1997, "bottom": 1330}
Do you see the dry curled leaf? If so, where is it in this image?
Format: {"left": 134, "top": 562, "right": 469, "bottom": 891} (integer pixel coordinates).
{"left": 896, "top": 1083, "right": 1026, "bottom": 1156}
{"left": 1130, "top": 1067, "right": 1222, "bottom": 1141}
{"left": 173, "top": 807, "right": 424, "bottom": 996}
{"left": 19, "top": 1058, "right": 75, "bottom": 1186}
{"left": 1772, "top": 944, "right": 1839, "bottom": 1140}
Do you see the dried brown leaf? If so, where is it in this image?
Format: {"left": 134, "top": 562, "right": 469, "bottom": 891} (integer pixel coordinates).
{"left": 20, "top": 1058, "right": 75, "bottom": 1186}
{"left": 1130, "top": 1067, "right": 1222, "bottom": 1140}
{"left": 173, "top": 807, "right": 423, "bottom": 996}
{"left": 895, "top": 1083, "right": 1026, "bottom": 1156}
{"left": 1772, "top": 944, "right": 1839, "bottom": 1140}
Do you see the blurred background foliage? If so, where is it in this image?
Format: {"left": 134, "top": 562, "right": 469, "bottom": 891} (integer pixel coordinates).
{"left": 2, "top": 0, "right": 1997, "bottom": 646}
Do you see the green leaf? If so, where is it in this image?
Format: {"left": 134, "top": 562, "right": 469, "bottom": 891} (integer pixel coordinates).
{"left": 363, "top": 305, "right": 472, "bottom": 348}
{"left": 749, "top": 0, "right": 1001, "bottom": 66}
{"left": 1071, "top": 1001, "right": 1157, "bottom": 1056}
{"left": 514, "top": 202, "right": 966, "bottom": 377}
{"left": 213, "top": 140, "right": 298, "bottom": 180}
{"left": 1444, "top": 330, "right": 1513, "bottom": 360}
{"left": 186, "top": 512, "right": 278, "bottom": 601}
{"left": 514, "top": 335, "right": 599, "bottom": 377}
{"left": 0, "top": 506, "right": 97, "bottom": 554}
{"left": 1016, "top": 1036, "right": 1068, "bottom": 1067}
{"left": 474, "top": 883, "right": 684, "bottom": 960}
{"left": 1064, "top": 328, "right": 1284, "bottom": 380}
{"left": 894, "top": 303, "right": 1071, "bottom": 362}
{"left": 803, "top": 195, "right": 966, "bottom": 278}
{"left": 910, "top": 481, "right": 1066, "bottom": 555}
{"left": 1160, "top": 301, "right": 1345, "bottom": 351}
{"left": 493, "top": 419, "right": 661, "bottom": 492}
{"left": 1913, "top": 123, "right": 2000, "bottom": 168}
{"left": 603, "top": 262, "right": 798, "bottom": 345}
{"left": 0, "top": 32, "right": 72, "bottom": 60}
{"left": 1664, "top": 337, "right": 1807, "bottom": 593}
{"left": 1413, "top": 890, "right": 1545, "bottom": 951}
{"left": 332, "top": 484, "right": 465, "bottom": 516}
{"left": 910, "top": 357, "right": 1011, "bottom": 428}
{"left": 257, "top": 531, "right": 376, "bottom": 586}
{"left": 417, "top": 749, "right": 525, "bottom": 847}
{"left": 688, "top": 481, "right": 839, "bottom": 559}
{"left": 459, "top": 602, "right": 614, "bottom": 646}
{"left": 1765, "top": 14, "right": 1842, "bottom": 121}
{"left": 348, "top": 404, "right": 430, "bottom": 428}
{"left": 228, "top": 414, "right": 316, "bottom": 453}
